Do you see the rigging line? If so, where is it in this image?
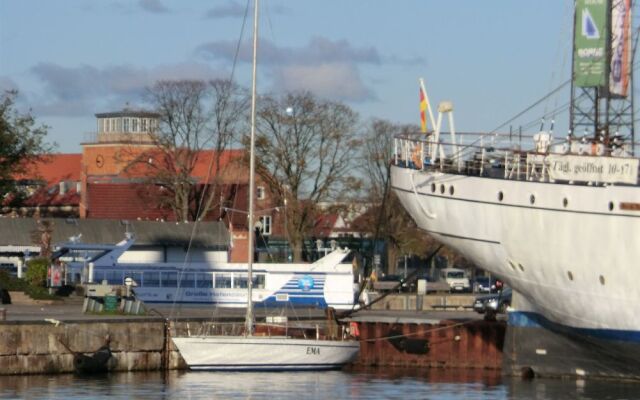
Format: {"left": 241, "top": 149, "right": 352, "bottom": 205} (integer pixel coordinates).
{"left": 489, "top": 79, "right": 572, "bottom": 134}
{"left": 359, "top": 318, "right": 482, "bottom": 343}
{"left": 169, "top": 0, "right": 253, "bottom": 322}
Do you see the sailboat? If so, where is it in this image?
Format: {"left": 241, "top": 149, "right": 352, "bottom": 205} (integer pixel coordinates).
{"left": 171, "top": 0, "right": 360, "bottom": 371}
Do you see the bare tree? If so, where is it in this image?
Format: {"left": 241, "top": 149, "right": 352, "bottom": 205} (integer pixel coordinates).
{"left": 125, "top": 79, "right": 247, "bottom": 221}
{"left": 357, "top": 119, "right": 439, "bottom": 273}
{"left": 254, "top": 92, "right": 360, "bottom": 261}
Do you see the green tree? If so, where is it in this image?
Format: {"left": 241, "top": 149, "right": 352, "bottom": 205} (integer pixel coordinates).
{"left": 25, "top": 258, "right": 49, "bottom": 287}
{"left": 0, "top": 90, "right": 53, "bottom": 196}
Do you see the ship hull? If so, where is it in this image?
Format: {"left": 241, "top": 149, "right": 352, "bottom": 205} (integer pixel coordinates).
{"left": 391, "top": 164, "right": 640, "bottom": 378}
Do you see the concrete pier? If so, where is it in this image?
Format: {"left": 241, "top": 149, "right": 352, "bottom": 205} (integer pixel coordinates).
{"left": 0, "top": 296, "right": 505, "bottom": 375}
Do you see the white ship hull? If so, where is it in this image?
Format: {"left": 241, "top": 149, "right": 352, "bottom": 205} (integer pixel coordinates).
{"left": 391, "top": 165, "right": 640, "bottom": 335}
{"left": 172, "top": 336, "right": 360, "bottom": 371}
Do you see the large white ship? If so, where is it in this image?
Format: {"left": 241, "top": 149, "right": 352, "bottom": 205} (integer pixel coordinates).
{"left": 391, "top": 0, "right": 639, "bottom": 379}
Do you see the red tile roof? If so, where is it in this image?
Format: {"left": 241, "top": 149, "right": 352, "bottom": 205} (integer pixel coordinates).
{"left": 13, "top": 154, "right": 82, "bottom": 185}
{"left": 119, "top": 148, "right": 247, "bottom": 183}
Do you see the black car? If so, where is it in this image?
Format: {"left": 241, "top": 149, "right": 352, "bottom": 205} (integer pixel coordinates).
{"left": 472, "top": 276, "right": 498, "bottom": 293}
{"left": 472, "top": 287, "right": 512, "bottom": 314}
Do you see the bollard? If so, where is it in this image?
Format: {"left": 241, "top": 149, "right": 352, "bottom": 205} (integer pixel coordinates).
{"left": 0, "top": 308, "right": 6, "bottom": 321}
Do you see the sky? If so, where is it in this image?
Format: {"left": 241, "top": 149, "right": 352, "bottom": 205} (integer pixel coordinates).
{"left": 0, "top": 0, "right": 599, "bottom": 153}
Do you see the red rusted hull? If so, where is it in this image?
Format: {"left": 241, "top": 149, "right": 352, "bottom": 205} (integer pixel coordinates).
{"left": 353, "top": 319, "right": 505, "bottom": 369}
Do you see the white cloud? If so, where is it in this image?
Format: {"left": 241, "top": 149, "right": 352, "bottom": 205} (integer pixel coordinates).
{"left": 28, "top": 62, "right": 228, "bottom": 117}
{"left": 270, "top": 63, "right": 374, "bottom": 102}
{"left": 138, "top": 0, "right": 168, "bottom": 14}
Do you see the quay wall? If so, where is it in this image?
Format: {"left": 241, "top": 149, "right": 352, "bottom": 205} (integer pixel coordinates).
{"left": 0, "top": 318, "right": 226, "bottom": 375}
{"left": 369, "top": 293, "right": 475, "bottom": 311}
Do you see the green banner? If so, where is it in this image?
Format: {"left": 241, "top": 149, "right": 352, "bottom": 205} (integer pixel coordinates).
{"left": 573, "top": 0, "right": 609, "bottom": 88}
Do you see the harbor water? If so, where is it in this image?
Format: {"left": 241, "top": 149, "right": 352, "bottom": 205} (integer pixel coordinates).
{"left": 1, "top": 368, "right": 639, "bottom": 399}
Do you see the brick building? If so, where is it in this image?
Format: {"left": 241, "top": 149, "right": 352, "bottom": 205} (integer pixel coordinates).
{"left": 5, "top": 108, "right": 286, "bottom": 262}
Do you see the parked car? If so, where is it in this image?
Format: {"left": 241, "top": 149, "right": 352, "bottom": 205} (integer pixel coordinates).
{"left": 473, "top": 287, "right": 512, "bottom": 314}
{"left": 473, "top": 276, "right": 498, "bottom": 293}
{"left": 438, "top": 268, "right": 471, "bottom": 293}
{"left": 372, "top": 274, "right": 406, "bottom": 292}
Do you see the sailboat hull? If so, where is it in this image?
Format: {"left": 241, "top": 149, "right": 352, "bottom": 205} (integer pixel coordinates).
{"left": 172, "top": 336, "right": 360, "bottom": 371}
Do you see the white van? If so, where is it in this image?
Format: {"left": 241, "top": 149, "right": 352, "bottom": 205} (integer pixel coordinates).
{"left": 439, "top": 268, "right": 471, "bottom": 293}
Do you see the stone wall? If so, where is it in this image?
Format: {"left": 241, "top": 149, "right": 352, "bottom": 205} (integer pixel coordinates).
{"left": 0, "top": 319, "right": 227, "bottom": 375}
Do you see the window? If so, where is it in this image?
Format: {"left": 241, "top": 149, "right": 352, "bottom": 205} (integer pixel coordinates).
{"left": 144, "top": 271, "right": 160, "bottom": 287}
{"left": 162, "top": 272, "right": 178, "bottom": 287}
{"left": 196, "top": 272, "right": 213, "bottom": 288}
{"left": 253, "top": 274, "right": 266, "bottom": 289}
{"left": 257, "top": 186, "right": 265, "bottom": 200}
{"left": 234, "top": 273, "right": 248, "bottom": 288}
{"left": 105, "top": 271, "right": 122, "bottom": 285}
{"left": 124, "top": 271, "right": 143, "bottom": 286}
{"left": 141, "top": 119, "right": 148, "bottom": 132}
{"left": 123, "top": 118, "right": 130, "bottom": 133}
{"left": 180, "top": 273, "right": 195, "bottom": 288}
{"left": 215, "top": 273, "right": 232, "bottom": 288}
{"left": 132, "top": 118, "right": 138, "bottom": 132}
{"left": 259, "top": 215, "right": 272, "bottom": 235}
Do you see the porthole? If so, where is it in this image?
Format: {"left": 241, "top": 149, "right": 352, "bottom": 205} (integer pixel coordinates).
{"left": 498, "top": 191, "right": 504, "bottom": 202}
{"left": 530, "top": 194, "right": 535, "bottom": 205}
{"left": 440, "top": 184, "right": 445, "bottom": 194}
{"left": 599, "top": 275, "right": 605, "bottom": 285}
{"left": 518, "top": 263, "right": 525, "bottom": 272}
{"left": 431, "top": 183, "right": 436, "bottom": 193}
{"left": 449, "top": 186, "right": 455, "bottom": 196}
{"left": 608, "top": 201, "right": 614, "bottom": 211}
{"left": 508, "top": 260, "right": 516, "bottom": 271}
{"left": 567, "top": 271, "right": 573, "bottom": 281}
{"left": 563, "top": 198, "right": 568, "bottom": 208}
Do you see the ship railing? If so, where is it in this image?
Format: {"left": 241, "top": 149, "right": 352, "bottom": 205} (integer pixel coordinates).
{"left": 393, "top": 133, "right": 640, "bottom": 185}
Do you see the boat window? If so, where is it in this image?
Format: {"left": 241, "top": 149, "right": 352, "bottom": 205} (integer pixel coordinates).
{"left": 440, "top": 184, "right": 445, "bottom": 194}
{"left": 105, "top": 270, "right": 123, "bottom": 285}
{"left": 215, "top": 273, "right": 232, "bottom": 288}
{"left": 431, "top": 183, "right": 436, "bottom": 193}
{"left": 449, "top": 186, "right": 454, "bottom": 196}
{"left": 608, "top": 201, "right": 614, "bottom": 211}
{"left": 498, "top": 191, "right": 504, "bottom": 202}
{"left": 196, "top": 272, "right": 213, "bottom": 288}
{"left": 124, "top": 271, "right": 142, "bottom": 285}
{"left": 529, "top": 194, "right": 535, "bottom": 205}
{"left": 180, "top": 273, "right": 195, "bottom": 288}
{"left": 144, "top": 271, "right": 160, "bottom": 287}
{"left": 162, "top": 272, "right": 178, "bottom": 287}
{"left": 253, "top": 274, "right": 266, "bottom": 289}
{"left": 234, "top": 273, "right": 249, "bottom": 288}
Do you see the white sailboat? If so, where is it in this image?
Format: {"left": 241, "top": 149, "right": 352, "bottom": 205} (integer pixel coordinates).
{"left": 171, "top": 0, "right": 359, "bottom": 371}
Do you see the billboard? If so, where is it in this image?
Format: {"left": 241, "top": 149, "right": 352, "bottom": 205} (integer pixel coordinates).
{"left": 609, "top": 0, "right": 632, "bottom": 97}
{"left": 573, "top": 0, "right": 609, "bottom": 88}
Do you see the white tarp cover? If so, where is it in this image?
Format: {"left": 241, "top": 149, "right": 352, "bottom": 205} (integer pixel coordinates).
{"left": 546, "top": 154, "right": 639, "bottom": 184}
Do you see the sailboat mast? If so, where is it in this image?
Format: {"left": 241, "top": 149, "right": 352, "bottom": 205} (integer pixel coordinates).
{"left": 245, "top": 0, "right": 259, "bottom": 336}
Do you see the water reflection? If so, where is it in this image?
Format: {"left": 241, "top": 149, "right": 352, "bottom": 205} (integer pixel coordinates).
{"left": 0, "top": 368, "right": 639, "bottom": 399}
